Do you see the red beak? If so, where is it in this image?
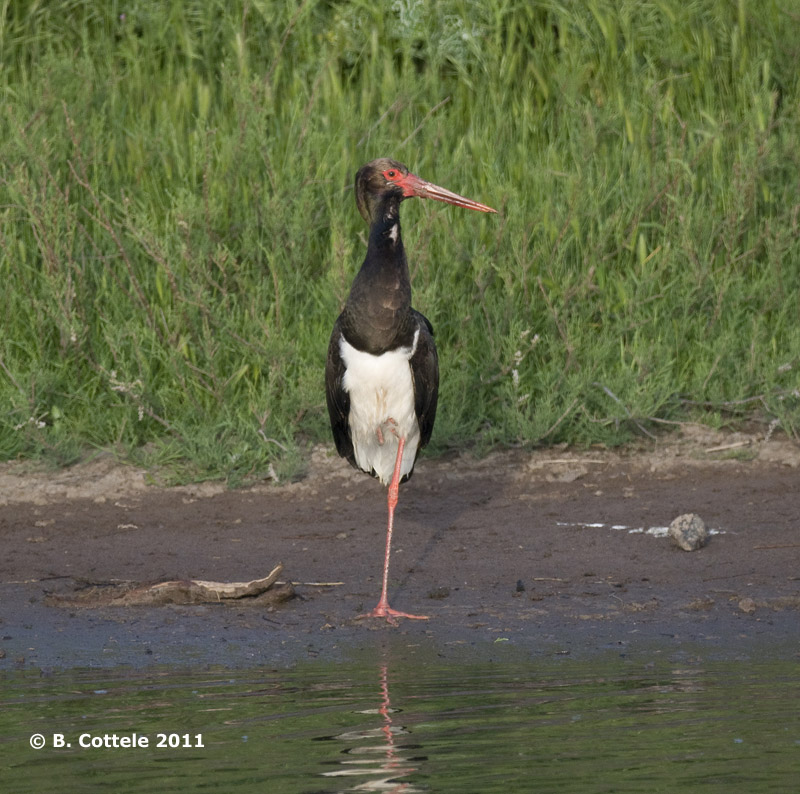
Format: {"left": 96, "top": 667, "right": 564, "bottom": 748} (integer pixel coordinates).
{"left": 398, "top": 172, "right": 497, "bottom": 214}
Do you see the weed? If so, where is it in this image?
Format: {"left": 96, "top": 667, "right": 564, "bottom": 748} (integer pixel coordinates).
{"left": 1, "top": 1, "right": 799, "bottom": 480}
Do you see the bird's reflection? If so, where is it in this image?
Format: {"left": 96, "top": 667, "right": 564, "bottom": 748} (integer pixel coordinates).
{"left": 320, "top": 662, "right": 424, "bottom": 792}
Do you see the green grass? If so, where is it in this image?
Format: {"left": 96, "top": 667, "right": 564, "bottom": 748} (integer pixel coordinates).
{"left": 1, "top": 0, "right": 799, "bottom": 483}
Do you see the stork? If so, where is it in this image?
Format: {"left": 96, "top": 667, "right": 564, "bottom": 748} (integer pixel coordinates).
{"left": 325, "top": 158, "right": 496, "bottom": 622}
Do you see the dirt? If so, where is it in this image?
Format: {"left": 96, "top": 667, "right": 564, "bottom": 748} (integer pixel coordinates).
{"left": 1, "top": 425, "right": 798, "bottom": 670}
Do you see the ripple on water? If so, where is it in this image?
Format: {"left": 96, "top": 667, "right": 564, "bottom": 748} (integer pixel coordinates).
{"left": 0, "top": 655, "right": 797, "bottom": 792}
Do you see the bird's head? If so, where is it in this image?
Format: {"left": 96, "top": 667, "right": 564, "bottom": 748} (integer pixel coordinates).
{"left": 354, "top": 158, "right": 496, "bottom": 225}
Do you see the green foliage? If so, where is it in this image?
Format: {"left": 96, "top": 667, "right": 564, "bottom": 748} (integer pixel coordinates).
{"left": 1, "top": 0, "right": 799, "bottom": 480}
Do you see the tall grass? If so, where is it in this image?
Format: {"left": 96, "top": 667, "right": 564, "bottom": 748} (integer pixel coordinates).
{"left": 1, "top": 0, "right": 799, "bottom": 482}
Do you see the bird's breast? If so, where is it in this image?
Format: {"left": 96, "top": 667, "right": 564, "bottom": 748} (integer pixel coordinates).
{"left": 339, "top": 331, "right": 421, "bottom": 484}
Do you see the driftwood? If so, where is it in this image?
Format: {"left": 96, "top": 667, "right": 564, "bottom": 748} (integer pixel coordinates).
{"left": 48, "top": 563, "right": 293, "bottom": 608}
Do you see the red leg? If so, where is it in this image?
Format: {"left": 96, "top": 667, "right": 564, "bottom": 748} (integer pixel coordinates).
{"left": 359, "top": 436, "right": 429, "bottom": 624}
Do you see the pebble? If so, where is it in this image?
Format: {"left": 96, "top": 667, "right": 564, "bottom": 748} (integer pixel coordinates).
{"left": 738, "top": 597, "right": 757, "bottom": 614}
{"left": 668, "top": 513, "right": 709, "bottom": 551}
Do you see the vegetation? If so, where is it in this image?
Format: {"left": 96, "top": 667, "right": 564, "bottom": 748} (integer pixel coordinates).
{"left": 1, "top": 0, "right": 799, "bottom": 483}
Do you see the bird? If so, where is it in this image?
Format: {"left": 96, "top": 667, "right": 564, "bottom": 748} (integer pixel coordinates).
{"left": 325, "top": 158, "right": 496, "bottom": 623}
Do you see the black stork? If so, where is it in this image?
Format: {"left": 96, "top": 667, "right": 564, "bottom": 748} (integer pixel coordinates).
{"left": 325, "top": 158, "right": 496, "bottom": 623}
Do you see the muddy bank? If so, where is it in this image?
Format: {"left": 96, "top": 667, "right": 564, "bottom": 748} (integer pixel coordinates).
{"left": 1, "top": 427, "right": 798, "bottom": 669}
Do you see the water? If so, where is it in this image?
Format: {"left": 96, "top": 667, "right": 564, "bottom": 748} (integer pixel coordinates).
{"left": 1, "top": 653, "right": 797, "bottom": 792}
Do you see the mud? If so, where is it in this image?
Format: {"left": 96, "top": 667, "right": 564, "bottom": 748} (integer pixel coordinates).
{"left": 1, "top": 426, "right": 798, "bottom": 669}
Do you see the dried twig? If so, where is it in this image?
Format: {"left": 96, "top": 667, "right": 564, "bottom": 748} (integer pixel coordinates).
{"left": 537, "top": 396, "right": 580, "bottom": 442}
{"left": 399, "top": 96, "right": 451, "bottom": 148}
{"left": 50, "top": 565, "right": 292, "bottom": 607}
{"left": 358, "top": 99, "right": 404, "bottom": 146}
{"left": 536, "top": 458, "right": 606, "bottom": 465}
{"left": 593, "top": 382, "right": 657, "bottom": 440}
{"left": 705, "top": 440, "right": 752, "bottom": 453}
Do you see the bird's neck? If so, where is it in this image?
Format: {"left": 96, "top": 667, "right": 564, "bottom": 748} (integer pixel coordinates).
{"left": 342, "top": 196, "right": 413, "bottom": 354}
{"left": 365, "top": 194, "right": 404, "bottom": 258}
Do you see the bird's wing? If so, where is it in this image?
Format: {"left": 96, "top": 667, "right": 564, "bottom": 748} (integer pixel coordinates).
{"left": 410, "top": 310, "right": 439, "bottom": 449}
{"left": 325, "top": 316, "right": 356, "bottom": 465}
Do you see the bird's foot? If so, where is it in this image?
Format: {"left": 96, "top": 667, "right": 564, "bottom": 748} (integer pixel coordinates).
{"left": 357, "top": 603, "right": 429, "bottom": 625}
{"left": 375, "top": 418, "right": 399, "bottom": 446}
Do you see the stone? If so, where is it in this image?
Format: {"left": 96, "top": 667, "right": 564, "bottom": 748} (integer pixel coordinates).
{"left": 738, "top": 597, "right": 757, "bottom": 614}
{"left": 668, "top": 513, "right": 709, "bottom": 551}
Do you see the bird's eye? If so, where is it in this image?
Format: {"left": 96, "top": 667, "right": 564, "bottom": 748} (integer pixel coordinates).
{"left": 384, "top": 169, "right": 398, "bottom": 180}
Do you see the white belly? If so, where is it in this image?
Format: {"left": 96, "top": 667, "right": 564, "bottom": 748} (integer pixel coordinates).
{"left": 340, "top": 332, "right": 421, "bottom": 485}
